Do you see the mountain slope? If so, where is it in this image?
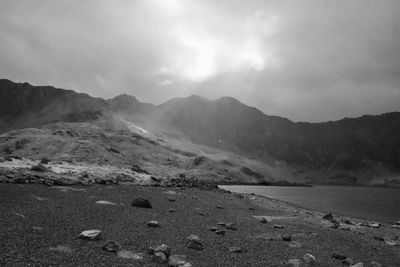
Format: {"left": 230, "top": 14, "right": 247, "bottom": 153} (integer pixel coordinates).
{"left": 0, "top": 79, "right": 111, "bottom": 133}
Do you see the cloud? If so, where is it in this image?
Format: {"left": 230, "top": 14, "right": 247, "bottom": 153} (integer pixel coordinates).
{"left": 0, "top": 0, "right": 399, "bottom": 121}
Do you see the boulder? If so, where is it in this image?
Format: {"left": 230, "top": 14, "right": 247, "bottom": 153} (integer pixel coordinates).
{"left": 131, "top": 198, "right": 152, "bottom": 208}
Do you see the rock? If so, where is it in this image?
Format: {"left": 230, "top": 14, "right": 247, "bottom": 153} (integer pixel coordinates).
{"left": 395, "top": 221, "right": 400, "bottom": 225}
{"left": 32, "top": 226, "right": 44, "bottom": 231}
{"left": 78, "top": 230, "right": 102, "bottom": 241}
{"left": 225, "top": 223, "right": 237, "bottom": 230}
{"left": 384, "top": 239, "right": 397, "bottom": 246}
{"left": 228, "top": 247, "right": 247, "bottom": 253}
{"left": 259, "top": 217, "right": 268, "bottom": 224}
{"left": 249, "top": 207, "right": 255, "bottom": 210}
{"left": 131, "top": 164, "right": 149, "bottom": 174}
{"left": 282, "top": 234, "right": 292, "bottom": 241}
{"left": 350, "top": 263, "right": 363, "bottom": 267}
{"left": 332, "top": 252, "right": 347, "bottom": 260}
{"left": 95, "top": 200, "right": 118, "bottom": 206}
{"left": 370, "top": 262, "right": 382, "bottom": 267}
{"left": 323, "top": 213, "right": 334, "bottom": 221}
{"left": 154, "top": 244, "right": 171, "bottom": 257}
{"left": 169, "top": 254, "right": 189, "bottom": 267}
{"left": 342, "top": 258, "right": 354, "bottom": 266}
{"left": 217, "top": 221, "right": 226, "bottom": 226}
{"left": 153, "top": 252, "right": 167, "bottom": 263}
{"left": 40, "top": 157, "right": 51, "bottom": 164}
{"left": 147, "top": 221, "right": 160, "bottom": 228}
{"left": 117, "top": 250, "right": 144, "bottom": 260}
{"left": 373, "top": 235, "right": 384, "bottom": 241}
{"left": 131, "top": 198, "right": 152, "bottom": 208}
{"left": 102, "top": 240, "right": 121, "bottom": 252}
{"left": 168, "top": 208, "right": 176, "bottom": 212}
{"left": 368, "top": 223, "right": 380, "bottom": 228}
{"left": 208, "top": 226, "right": 218, "bottom": 232}
{"left": 273, "top": 224, "right": 284, "bottom": 229}
{"left": 31, "top": 163, "right": 48, "bottom": 172}
{"left": 286, "top": 259, "right": 301, "bottom": 267}
{"left": 185, "top": 234, "right": 203, "bottom": 250}
{"left": 391, "top": 224, "right": 400, "bottom": 229}
{"left": 168, "top": 197, "right": 176, "bottom": 202}
{"left": 303, "top": 253, "right": 316, "bottom": 265}
{"left": 216, "top": 205, "right": 224, "bottom": 209}
{"left": 215, "top": 229, "right": 226, "bottom": 235}
{"left": 288, "top": 241, "right": 303, "bottom": 248}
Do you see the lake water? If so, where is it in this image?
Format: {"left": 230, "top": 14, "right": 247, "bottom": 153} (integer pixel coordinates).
{"left": 219, "top": 185, "right": 400, "bottom": 223}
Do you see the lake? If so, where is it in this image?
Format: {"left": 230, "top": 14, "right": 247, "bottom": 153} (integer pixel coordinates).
{"left": 219, "top": 185, "right": 400, "bottom": 223}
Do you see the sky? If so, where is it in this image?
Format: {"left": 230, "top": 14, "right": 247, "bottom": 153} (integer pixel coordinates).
{"left": 1, "top": 0, "right": 400, "bottom": 122}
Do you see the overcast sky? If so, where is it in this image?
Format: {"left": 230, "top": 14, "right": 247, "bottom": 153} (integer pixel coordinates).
{"left": 1, "top": 0, "right": 399, "bottom": 122}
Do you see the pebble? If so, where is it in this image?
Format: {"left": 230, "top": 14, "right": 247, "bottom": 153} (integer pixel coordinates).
{"left": 168, "top": 197, "right": 176, "bottom": 202}
{"left": 332, "top": 252, "right": 347, "bottom": 260}
{"left": 169, "top": 254, "right": 192, "bottom": 267}
{"left": 282, "top": 234, "right": 292, "bottom": 241}
{"left": 169, "top": 208, "right": 176, "bottom": 212}
{"left": 217, "top": 221, "right": 226, "bottom": 226}
{"left": 384, "top": 239, "right": 397, "bottom": 246}
{"left": 286, "top": 259, "right": 300, "bottom": 267}
{"left": 273, "top": 224, "right": 284, "bottom": 229}
{"left": 131, "top": 198, "right": 152, "bottom": 208}
{"left": 342, "top": 258, "right": 354, "bottom": 266}
{"left": 185, "top": 234, "right": 203, "bottom": 250}
{"left": 373, "top": 235, "right": 384, "bottom": 241}
{"left": 153, "top": 252, "right": 167, "bottom": 263}
{"left": 288, "top": 241, "right": 303, "bottom": 248}
{"left": 215, "top": 229, "right": 226, "bottom": 236}
{"left": 102, "top": 240, "right": 121, "bottom": 252}
{"left": 148, "top": 221, "right": 160, "bottom": 228}
{"left": 78, "top": 229, "right": 102, "bottom": 241}
{"left": 154, "top": 244, "right": 171, "bottom": 257}
{"left": 95, "top": 200, "right": 118, "bottom": 206}
{"left": 259, "top": 217, "right": 268, "bottom": 224}
{"left": 228, "top": 247, "right": 247, "bottom": 253}
{"left": 303, "top": 253, "right": 316, "bottom": 265}
{"left": 216, "top": 205, "right": 224, "bottom": 209}
{"left": 226, "top": 223, "right": 237, "bottom": 230}
{"left": 208, "top": 226, "right": 218, "bottom": 232}
{"left": 117, "top": 250, "right": 144, "bottom": 260}
{"left": 32, "top": 226, "right": 44, "bottom": 231}
{"left": 350, "top": 263, "right": 363, "bottom": 267}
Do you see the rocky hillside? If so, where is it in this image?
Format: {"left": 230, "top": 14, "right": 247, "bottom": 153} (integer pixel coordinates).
{"left": 1, "top": 79, "right": 400, "bottom": 185}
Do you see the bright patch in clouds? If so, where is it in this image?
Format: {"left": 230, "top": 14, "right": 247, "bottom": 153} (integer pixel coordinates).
{"left": 150, "top": 0, "right": 279, "bottom": 82}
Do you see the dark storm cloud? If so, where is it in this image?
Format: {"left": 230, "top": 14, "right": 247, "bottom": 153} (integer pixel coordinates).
{"left": 0, "top": 0, "right": 399, "bottom": 121}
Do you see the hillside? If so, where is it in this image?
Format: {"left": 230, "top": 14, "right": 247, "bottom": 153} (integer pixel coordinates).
{"left": 1, "top": 79, "right": 400, "bottom": 185}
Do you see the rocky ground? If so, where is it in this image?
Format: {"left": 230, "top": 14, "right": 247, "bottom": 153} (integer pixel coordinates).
{"left": 0, "top": 180, "right": 399, "bottom": 266}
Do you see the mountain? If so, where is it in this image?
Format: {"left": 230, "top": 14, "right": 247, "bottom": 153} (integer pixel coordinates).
{"left": 0, "top": 79, "right": 111, "bottom": 132}
{"left": 1, "top": 78, "right": 400, "bottom": 185}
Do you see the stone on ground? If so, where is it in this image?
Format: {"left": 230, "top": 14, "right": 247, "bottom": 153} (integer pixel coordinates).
{"left": 185, "top": 234, "right": 203, "bottom": 250}
{"left": 153, "top": 252, "right": 167, "bottom": 263}
{"left": 303, "top": 253, "right": 316, "bottom": 265}
{"left": 102, "top": 240, "right": 121, "bottom": 252}
{"left": 148, "top": 221, "right": 160, "bottom": 227}
{"left": 95, "top": 200, "right": 118, "bottom": 206}
{"left": 117, "top": 250, "right": 144, "bottom": 260}
{"left": 131, "top": 197, "right": 152, "bottom": 208}
{"left": 286, "top": 259, "right": 300, "bottom": 267}
{"left": 78, "top": 229, "right": 102, "bottom": 241}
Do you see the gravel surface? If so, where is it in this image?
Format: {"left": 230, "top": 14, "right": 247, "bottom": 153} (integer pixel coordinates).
{"left": 0, "top": 183, "right": 399, "bottom": 266}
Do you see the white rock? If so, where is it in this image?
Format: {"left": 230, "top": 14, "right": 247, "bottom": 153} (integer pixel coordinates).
{"left": 78, "top": 229, "right": 102, "bottom": 240}
{"left": 303, "top": 253, "right": 316, "bottom": 265}
{"left": 95, "top": 200, "right": 118, "bottom": 206}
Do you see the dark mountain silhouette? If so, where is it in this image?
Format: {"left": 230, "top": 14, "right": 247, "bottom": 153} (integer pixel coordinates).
{"left": 0, "top": 79, "right": 111, "bottom": 132}
{"left": 1, "top": 78, "right": 400, "bottom": 184}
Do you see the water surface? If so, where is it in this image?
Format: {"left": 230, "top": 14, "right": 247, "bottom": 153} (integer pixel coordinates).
{"left": 220, "top": 185, "right": 400, "bottom": 223}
